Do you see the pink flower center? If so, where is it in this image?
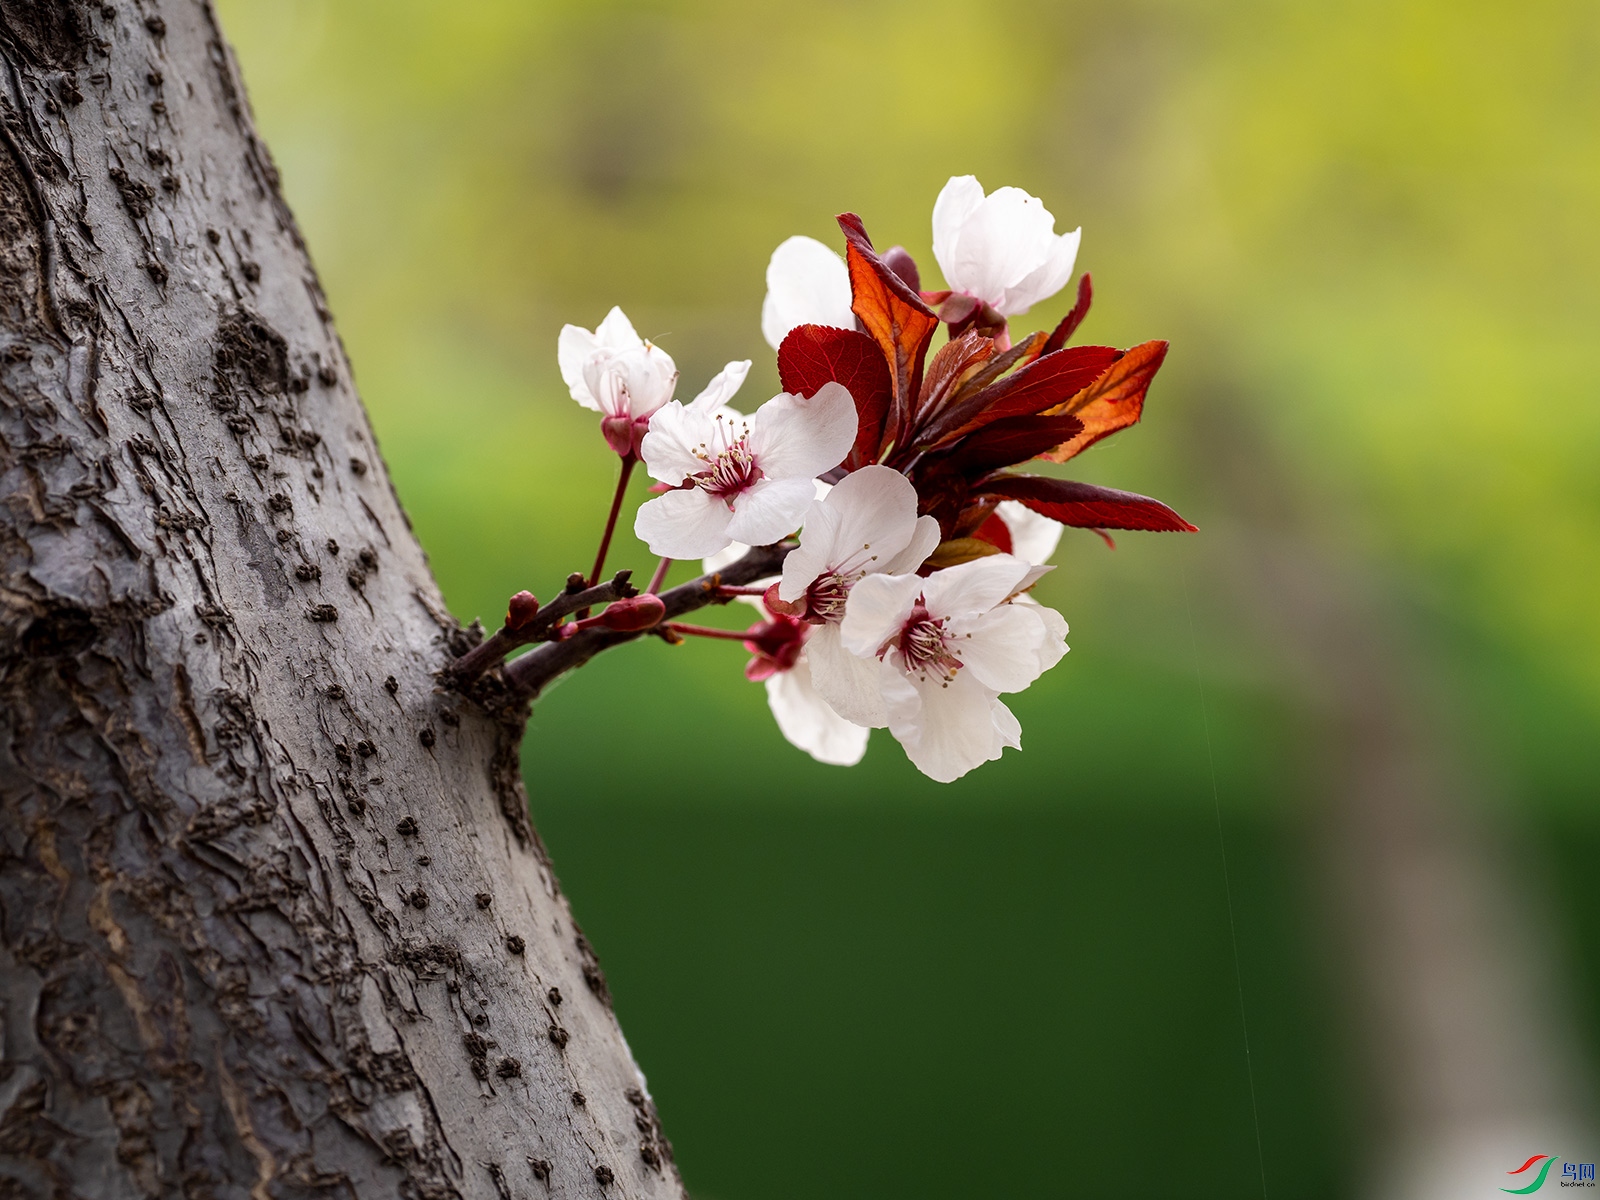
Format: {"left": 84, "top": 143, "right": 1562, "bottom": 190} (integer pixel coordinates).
{"left": 893, "top": 600, "right": 963, "bottom": 685}
{"left": 805, "top": 572, "right": 851, "bottom": 624}
{"left": 693, "top": 438, "right": 761, "bottom": 499}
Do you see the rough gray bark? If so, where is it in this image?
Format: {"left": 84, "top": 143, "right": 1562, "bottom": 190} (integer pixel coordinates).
{"left": 0, "top": 3, "right": 684, "bottom": 1197}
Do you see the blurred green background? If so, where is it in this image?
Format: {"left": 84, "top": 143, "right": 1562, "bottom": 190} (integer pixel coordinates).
{"left": 216, "top": 2, "right": 1600, "bottom": 1196}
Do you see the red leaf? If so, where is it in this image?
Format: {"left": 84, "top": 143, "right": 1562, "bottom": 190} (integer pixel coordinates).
{"left": 976, "top": 473, "right": 1197, "bottom": 533}
{"left": 942, "top": 414, "right": 1085, "bottom": 477}
{"left": 973, "top": 511, "right": 1014, "bottom": 554}
{"left": 1041, "top": 273, "right": 1092, "bottom": 355}
{"left": 1040, "top": 340, "right": 1168, "bottom": 463}
{"left": 837, "top": 213, "right": 939, "bottom": 453}
{"left": 927, "top": 343, "right": 1123, "bottom": 447}
{"left": 778, "top": 324, "right": 893, "bottom": 469}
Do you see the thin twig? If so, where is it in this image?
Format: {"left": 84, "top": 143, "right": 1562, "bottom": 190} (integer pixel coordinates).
{"left": 666, "top": 622, "right": 750, "bottom": 641}
{"left": 589, "top": 457, "right": 636, "bottom": 587}
{"left": 503, "top": 543, "right": 792, "bottom": 699}
{"left": 444, "top": 570, "right": 637, "bottom": 686}
{"left": 646, "top": 556, "right": 672, "bottom": 594}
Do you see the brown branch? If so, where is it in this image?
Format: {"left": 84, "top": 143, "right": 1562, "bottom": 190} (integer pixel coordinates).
{"left": 502, "top": 543, "right": 793, "bottom": 700}
{"left": 444, "top": 570, "right": 637, "bottom": 686}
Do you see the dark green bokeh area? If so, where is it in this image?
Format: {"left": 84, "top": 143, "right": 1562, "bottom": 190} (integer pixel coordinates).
{"left": 216, "top": 2, "right": 1599, "bottom": 1196}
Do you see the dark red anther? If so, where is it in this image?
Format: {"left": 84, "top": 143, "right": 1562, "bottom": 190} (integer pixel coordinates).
{"left": 505, "top": 590, "right": 540, "bottom": 630}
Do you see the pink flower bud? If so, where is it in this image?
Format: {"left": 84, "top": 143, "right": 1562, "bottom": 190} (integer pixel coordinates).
{"left": 742, "top": 613, "right": 807, "bottom": 681}
{"left": 882, "top": 245, "right": 921, "bottom": 293}
{"left": 600, "top": 415, "right": 635, "bottom": 459}
{"left": 505, "top": 590, "right": 540, "bottom": 630}
{"left": 598, "top": 594, "right": 665, "bottom": 632}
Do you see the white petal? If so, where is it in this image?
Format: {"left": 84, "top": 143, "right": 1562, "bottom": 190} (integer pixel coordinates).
{"left": 688, "top": 359, "right": 751, "bottom": 413}
{"left": 840, "top": 572, "right": 923, "bottom": 657}
{"left": 584, "top": 346, "right": 674, "bottom": 421}
{"left": 806, "top": 622, "right": 889, "bottom": 728}
{"left": 1016, "top": 598, "right": 1070, "bottom": 673}
{"left": 992, "top": 696, "right": 1022, "bottom": 750}
{"left": 623, "top": 346, "right": 679, "bottom": 420}
{"left": 947, "top": 186, "right": 1057, "bottom": 307}
{"left": 879, "top": 514, "right": 941, "bottom": 576}
{"left": 593, "top": 305, "right": 645, "bottom": 352}
{"left": 919, "top": 554, "right": 1033, "bottom": 621}
{"left": 778, "top": 499, "right": 841, "bottom": 602}
{"left": 724, "top": 476, "right": 816, "bottom": 546}
{"left": 761, "top": 236, "right": 856, "bottom": 350}
{"left": 930, "top": 175, "right": 987, "bottom": 292}
{"left": 821, "top": 465, "right": 923, "bottom": 568}
{"left": 997, "top": 500, "right": 1064, "bottom": 566}
{"left": 780, "top": 466, "right": 920, "bottom": 602}
{"left": 747, "top": 382, "right": 857, "bottom": 481}
{"left": 639, "top": 401, "right": 716, "bottom": 484}
{"left": 997, "top": 226, "right": 1080, "bottom": 317}
{"left": 634, "top": 488, "right": 734, "bottom": 558}
{"left": 557, "top": 324, "right": 602, "bottom": 408}
{"left": 765, "top": 656, "right": 870, "bottom": 766}
{"left": 1012, "top": 563, "right": 1056, "bottom": 596}
{"left": 780, "top": 467, "right": 921, "bottom": 601}
{"left": 947, "top": 605, "right": 1050, "bottom": 694}
{"left": 883, "top": 665, "right": 1010, "bottom": 783}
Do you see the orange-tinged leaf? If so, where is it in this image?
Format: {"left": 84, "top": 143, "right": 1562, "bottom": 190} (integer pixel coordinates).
{"left": 926, "top": 343, "right": 1122, "bottom": 448}
{"left": 1041, "top": 340, "right": 1169, "bottom": 463}
{"left": 837, "top": 213, "right": 939, "bottom": 451}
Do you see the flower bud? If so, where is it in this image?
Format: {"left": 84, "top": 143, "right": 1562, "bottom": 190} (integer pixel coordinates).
{"left": 741, "top": 613, "right": 807, "bottom": 681}
{"left": 882, "top": 245, "right": 921, "bottom": 293}
{"left": 505, "top": 590, "right": 540, "bottom": 630}
{"left": 599, "top": 414, "right": 635, "bottom": 459}
{"left": 598, "top": 594, "right": 666, "bottom": 632}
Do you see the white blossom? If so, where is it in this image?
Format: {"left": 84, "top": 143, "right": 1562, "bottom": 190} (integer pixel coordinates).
{"left": 840, "top": 554, "right": 1068, "bottom": 783}
{"left": 931, "top": 176, "right": 1081, "bottom": 318}
{"left": 635, "top": 382, "right": 857, "bottom": 558}
{"left": 559, "top": 306, "right": 749, "bottom": 456}
{"left": 763, "top": 649, "right": 870, "bottom": 767}
{"left": 558, "top": 307, "right": 676, "bottom": 418}
{"left": 775, "top": 466, "right": 939, "bottom": 726}
{"left": 760, "top": 236, "right": 856, "bottom": 350}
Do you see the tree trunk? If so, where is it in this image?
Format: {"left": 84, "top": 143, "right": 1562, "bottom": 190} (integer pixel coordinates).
{"left": 0, "top": 4, "right": 681, "bottom": 1198}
